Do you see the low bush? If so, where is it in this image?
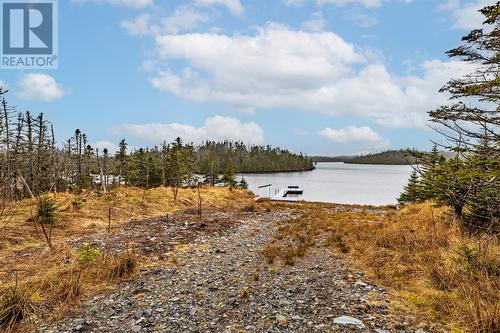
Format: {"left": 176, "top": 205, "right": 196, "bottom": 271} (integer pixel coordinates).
{"left": 36, "top": 196, "right": 56, "bottom": 225}
{"left": 241, "top": 204, "right": 256, "bottom": 212}
{"left": 0, "top": 282, "right": 36, "bottom": 330}
{"left": 283, "top": 247, "right": 295, "bottom": 266}
{"left": 261, "top": 244, "right": 280, "bottom": 264}
{"left": 103, "top": 252, "right": 137, "bottom": 280}
{"left": 78, "top": 243, "right": 100, "bottom": 264}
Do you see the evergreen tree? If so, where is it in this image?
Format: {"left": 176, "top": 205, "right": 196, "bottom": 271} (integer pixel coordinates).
{"left": 238, "top": 177, "right": 248, "bottom": 190}
{"left": 116, "top": 139, "right": 127, "bottom": 186}
{"left": 419, "top": 144, "right": 446, "bottom": 200}
{"left": 221, "top": 164, "right": 237, "bottom": 189}
{"left": 398, "top": 170, "right": 422, "bottom": 205}
{"left": 426, "top": 2, "right": 499, "bottom": 232}
{"left": 424, "top": 158, "right": 471, "bottom": 217}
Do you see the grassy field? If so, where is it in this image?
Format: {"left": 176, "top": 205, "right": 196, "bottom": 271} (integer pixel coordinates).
{"left": 262, "top": 202, "right": 499, "bottom": 332}
{"left": 0, "top": 186, "right": 255, "bottom": 331}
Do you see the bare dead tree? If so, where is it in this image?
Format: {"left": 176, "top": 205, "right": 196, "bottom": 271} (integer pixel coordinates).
{"left": 197, "top": 183, "right": 202, "bottom": 219}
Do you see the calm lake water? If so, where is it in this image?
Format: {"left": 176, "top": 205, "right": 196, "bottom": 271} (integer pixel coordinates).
{"left": 238, "top": 162, "right": 412, "bottom": 206}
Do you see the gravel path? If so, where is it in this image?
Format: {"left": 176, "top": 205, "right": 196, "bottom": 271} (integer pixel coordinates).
{"left": 38, "top": 208, "right": 428, "bottom": 333}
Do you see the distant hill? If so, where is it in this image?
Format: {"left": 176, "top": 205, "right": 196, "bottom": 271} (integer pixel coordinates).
{"left": 313, "top": 149, "right": 432, "bottom": 165}
{"left": 345, "top": 150, "right": 419, "bottom": 165}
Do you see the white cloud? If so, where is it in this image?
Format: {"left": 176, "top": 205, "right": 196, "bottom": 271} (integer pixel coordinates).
{"left": 319, "top": 126, "right": 390, "bottom": 149}
{"left": 111, "top": 116, "right": 264, "bottom": 145}
{"left": 147, "top": 23, "right": 474, "bottom": 128}
{"left": 121, "top": 7, "right": 210, "bottom": 36}
{"left": 441, "top": 0, "right": 495, "bottom": 30}
{"left": 194, "top": 0, "right": 244, "bottom": 15}
{"left": 150, "top": 69, "right": 184, "bottom": 96}
{"left": 18, "top": 74, "right": 65, "bottom": 102}
{"left": 153, "top": 23, "right": 364, "bottom": 92}
{"left": 317, "top": 0, "right": 382, "bottom": 8}
{"left": 121, "top": 14, "right": 152, "bottom": 36}
{"left": 0, "top": 80, "right": 7, "bottom": 91}
{"left": 94, "top": 140, "right": 119, "bottom": 154}
{"left": 72, "top": 0, "right": 153, "bottom": 8}
{"left": 302, "top": 11, "right": 327, "bottom": 32}
{"left": 162, "top": 7, "right": 210, "bottom": 34}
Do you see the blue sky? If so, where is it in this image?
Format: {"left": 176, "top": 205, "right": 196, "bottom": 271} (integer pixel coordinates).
{"left": 0, "top": 0, "right": 494, "bottom": 155}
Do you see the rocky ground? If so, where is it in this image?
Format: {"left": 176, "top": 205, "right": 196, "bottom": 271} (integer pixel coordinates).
{"left": 37, "top": 207, "right": 430, "bottom": 333}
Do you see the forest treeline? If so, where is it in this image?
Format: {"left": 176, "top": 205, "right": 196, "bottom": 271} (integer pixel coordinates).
{"left": 197, "top": 141, "right": 314, "bottom": 174}
{"left": 0, "top": 90, "right": 313, "bottom": 201}
{"left": 398, "top": 3, "right": 499, "bottom": 234}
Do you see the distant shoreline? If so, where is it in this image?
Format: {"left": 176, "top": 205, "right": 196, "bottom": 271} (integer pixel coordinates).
{"left": 342, "top": 161, "right": 412, "bottom": 166}
{"left": 237, "top": 166, "right": 316, "bottom": 174}
{"left": 236, "top": 162, "right": 414, "bottom": 175}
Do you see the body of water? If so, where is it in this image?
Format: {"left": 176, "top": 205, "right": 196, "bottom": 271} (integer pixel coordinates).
{"left": 238, "top": 162, "right": 413, "bottom": 206}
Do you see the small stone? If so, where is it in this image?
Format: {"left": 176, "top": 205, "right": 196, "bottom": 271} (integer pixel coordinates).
{"left": 131, "top": 324, "right": 141, "bottom": 333}
{"left": 379, "top": 308, "right": 389, "bottom": 315}
{"left": 276, "top": 314, "right": 289, "bottom": 326}
{"left": 291, "top": 315, "right": 302, "bottom": 321}
{"left": 333, "top": 316, "right": 365, "bottom": 329}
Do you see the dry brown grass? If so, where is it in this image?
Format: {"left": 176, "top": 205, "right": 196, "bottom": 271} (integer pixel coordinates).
{"left": 101, "top": 252, "right": 137, "bottom": 281}
{"left": 0, "top": 245, "right": 141, "bottom": 330}
{"left": 1, "top": 186, "right": 253, "bottom": 252}
{"left": 0, "top": 280, "right": 37, "bottom": 330}
{"left": 241, "top": 203, "right": 257, "bottom": 212}
{"left": 0, "top": 186, "right": 254, "bottom": 331}
{"left": 261, "top": 205, "right": 381, "bottom": 266}
{"left": 264, "top": 201, "right": 499, "bottom": 332}
{"left": 261, "top": 244, "right": 280, "bottom": 264}
{"left": 0, "top": 187, "right": 253, "bottom": 264}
